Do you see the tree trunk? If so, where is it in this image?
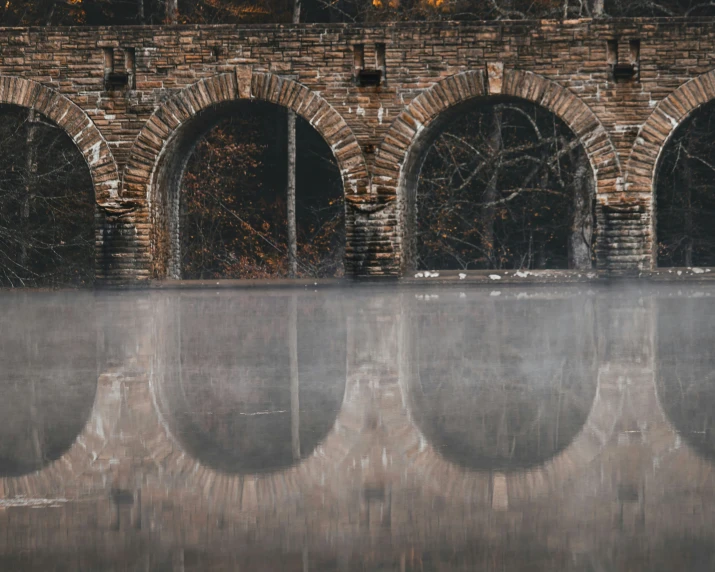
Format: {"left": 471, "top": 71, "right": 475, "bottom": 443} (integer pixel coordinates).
{"left": 568, "top": 153, "right": 594, "bottom": 270}
{"left": 682, "top": 142, "right": 694, "bottom": 267}
{"left": 138, "top": 0, "right": 145, "bottom": 24}
{"left": 166, "top": 0, "right": 177, "bottom": 24}
{"left": 481, "top": 108, "right": 502, "bottom": 268}
{"left": 287, "top": 111, "right": 298, "bottom": 277}
{"left": 286, "top": 0, "right": 301, "bottom": 278}
{"left": 20, "top": 109, "right": 38, "bottom": 270}
{"left": 592, "top": 0, "right": 604, "bottom": 16}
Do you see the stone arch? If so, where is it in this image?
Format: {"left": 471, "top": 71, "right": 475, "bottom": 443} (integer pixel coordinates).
{"left": 375, "top": 69, "right": 621, "bottom": 271}
{"left": 0, "top": 76, "right": 119, "bottom": 202}
{"left": 122, "top": 70, "right": 368, "bottom": 278}
{"left": 627, "top": 70, "right": 715, "bottom": 267}
{"left": 626, "top": 70, "right": 715, "bottom": 196}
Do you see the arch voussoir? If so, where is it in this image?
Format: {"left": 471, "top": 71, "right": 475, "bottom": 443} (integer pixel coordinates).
{"left": 626, "top": 69, "right": 715, "bottom": 196}
{"left": 122, "top": 70, "right": 367, "bottom": 277}
{"left": 378, "top": 68, "right": 621, "bottom": 272}
{"left": 0, "top": 75, "right": 119, "bottom": 203}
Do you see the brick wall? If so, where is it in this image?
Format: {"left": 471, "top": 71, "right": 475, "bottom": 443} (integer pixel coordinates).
{"left": 0, "top": 18, "right": 714, "bottom": 281}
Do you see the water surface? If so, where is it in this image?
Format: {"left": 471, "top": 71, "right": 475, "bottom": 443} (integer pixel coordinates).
{"left": 1, "top": 285, "right": 714, "bottom": 571}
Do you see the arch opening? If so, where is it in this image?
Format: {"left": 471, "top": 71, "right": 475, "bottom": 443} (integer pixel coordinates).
{"left": 151, "top": 99, "right": 345, "bottom": 280}
{"left": 404, "top": 295, "right": 599, "bottom": 471}
{"left": 400, "top": 96, "right": 596, "bottom": 273}
{"left": 0, "top": 104, "right": 95, "bottom": 287}
{"left": 655, "top": 99, "right": 715, "bottom": 267}
{"left": 152, "top": 292, "right": 347, "bottom": 474}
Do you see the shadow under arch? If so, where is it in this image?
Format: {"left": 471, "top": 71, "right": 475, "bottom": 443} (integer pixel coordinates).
{"left": 374, "top": 69, "right": 621, "bottom": 272}
{"left": 143, "top": 291, "right": 364, "bottom": 510}
{"left": 122, "top": 71, "right": 368, "bottom": 278}
{"left": 0, "top": 76, "right": 119, "bottom": 202}
{"left": 392, "top": 292, "right": 624, "bottom": 504}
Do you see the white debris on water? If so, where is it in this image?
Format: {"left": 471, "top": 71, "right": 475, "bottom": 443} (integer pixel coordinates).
{"left": 515, "top": 271, "right": 529, "bottom": 278}
{"left": 415, "top": 272, "right": 424, "bottom": 278}
{"left": 0, "top": 498, "right": 68, "bottom": 508}
{"left": 459, "top": 273, "right": 467, "bottom": 280}
{"left": 692, "top": 268, "right": 705, "bottom": 274}
{"left": 490, "top": 291, "right": 501, "bottom": 297}
{"left": 677, "top": 270, "right": 682, "bottom": 276}
{"left": 489, "top": 274, "right": 502, "bottom": 280}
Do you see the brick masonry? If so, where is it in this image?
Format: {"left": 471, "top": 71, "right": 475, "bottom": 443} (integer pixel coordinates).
{"left": 0, "top": 18, "right": 714, "bottom": 282}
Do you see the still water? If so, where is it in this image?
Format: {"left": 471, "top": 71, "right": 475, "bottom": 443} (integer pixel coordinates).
{"left": 0, "top": 285, "right": 714, "bottom": 571}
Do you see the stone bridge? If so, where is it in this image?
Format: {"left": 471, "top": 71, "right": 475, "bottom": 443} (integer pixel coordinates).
{"left": 1, "top": 18, "right": 714, "bottom": 282}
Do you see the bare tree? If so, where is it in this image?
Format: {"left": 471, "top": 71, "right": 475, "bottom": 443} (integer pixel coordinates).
{"left": 568, "top": 149, "right": 595, "bottom": 270}
{"left": 166, "top": 0, "right": 177, "bottom": 23}
{"left": 416, "top": 101, "right": 594, "bottom": 271}
{"left": 481, "top": 109, "right": 502, "bottom": 267}
{"left": 19, "top": 110, "right": 38, "bottom": 269}
{"left": 286, "top": 0, "right": 302, "bottom": 278}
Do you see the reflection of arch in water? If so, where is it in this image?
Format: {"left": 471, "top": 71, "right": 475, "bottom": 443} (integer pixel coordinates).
{"left": 146, "top": 292, "right": 358, "bottom": 509}
{"left": 395, "top": 295, "right": 623, "bottom": 503}
{"left": 0, "top": 297, "right": 96, "bottom": 479}
{"left": 0, "top": 293, "right": 120, "bottom": 499}
{"left": 0, "top": 295, "right": 121, "bottom": 498}
{"left": 656, "top": 297, "right": 715, "bottom": 466}
{"left": 0, "top": 374, "right": 123, "bottom": 500}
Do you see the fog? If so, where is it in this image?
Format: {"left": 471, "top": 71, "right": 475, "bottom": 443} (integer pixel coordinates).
{"left": 0, "top": 284, "right": 714, "bottom": 570}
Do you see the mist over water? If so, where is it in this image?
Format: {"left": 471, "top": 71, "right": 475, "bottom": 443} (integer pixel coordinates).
{"left": 1, "top": 285, "right": 715, "bottom": 570}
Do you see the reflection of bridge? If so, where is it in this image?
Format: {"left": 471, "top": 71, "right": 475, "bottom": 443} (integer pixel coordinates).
{"left": 2, "top": 19, "right": 715, "bottom": 281}
{"left": 1, "top": 290, "right": 715, "bottom": 569}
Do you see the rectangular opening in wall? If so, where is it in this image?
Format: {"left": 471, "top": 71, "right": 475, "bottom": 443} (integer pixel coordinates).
{"left": 103, "top": 47, "right": 118, "bottom": 91}
{"left": 629, "top": 39, "right": 641, "bottom": 80}
{"left": 103, "top": 47, "right": 114, "bottom": 75}
{"left": 376, "top": 43, "right": 386, "bottom": 81}
{"left": 103, "top": 46, "right": 129, "bottom": 90}
{"left": 353, "top": 44, "right": 365, "bottom": 73}
{"left": 606, "top": 40, "right": 618, "bottom": 67}
{"left": 125, "top": 48, "right": 136, "bottom": 89}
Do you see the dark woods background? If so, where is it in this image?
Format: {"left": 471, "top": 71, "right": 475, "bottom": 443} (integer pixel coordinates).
{"left": 6, "top": 0, "right": 715, "bottom": 26}
{"left": 1, "top": 0, "right": 714, "bottom": 286}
